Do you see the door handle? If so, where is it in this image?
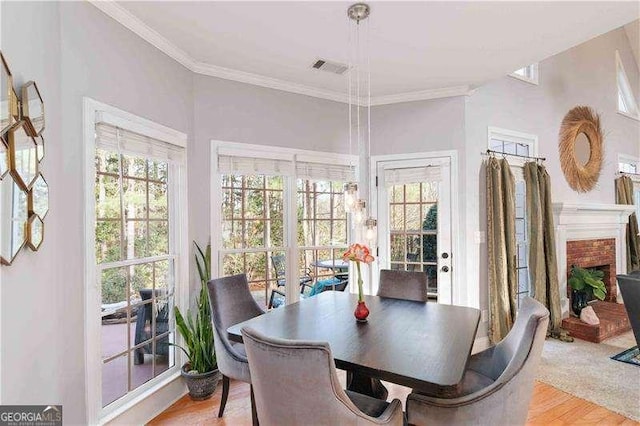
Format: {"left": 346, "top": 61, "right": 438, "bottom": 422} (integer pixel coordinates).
{"left": 441, "top": 266, "right": 450, "bottom": 273}
{"left": 441, "top": 253, "right": 449, "bottom": 259}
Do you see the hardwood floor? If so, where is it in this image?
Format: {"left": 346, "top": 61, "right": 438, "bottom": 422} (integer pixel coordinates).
{"left": 149, "top": 377, "right": 638, "bottom": 425}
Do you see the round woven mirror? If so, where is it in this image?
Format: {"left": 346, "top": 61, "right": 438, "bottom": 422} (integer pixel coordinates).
{"left": 559, "top": 106, "right": 603, "bottom": 192}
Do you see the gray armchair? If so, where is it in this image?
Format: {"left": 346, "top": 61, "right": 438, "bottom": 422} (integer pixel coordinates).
{"left": 207, "top": 274, "right": 264, "bottom": 422}
{"left": 406, "top": 297, "right": 549, "bottom": 426}
{"left": 616, "top": 274, "right": 640, "bottom": 348}
{"left": 241, "top": 326, "right": 405, "bottom": 426}
{"left": 377, "top": 269, "right": 429, "bottom": 302}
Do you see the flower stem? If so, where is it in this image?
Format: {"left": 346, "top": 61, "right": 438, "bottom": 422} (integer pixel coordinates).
{"left": 356, "top": 261, "right": 363, "bottom": 302}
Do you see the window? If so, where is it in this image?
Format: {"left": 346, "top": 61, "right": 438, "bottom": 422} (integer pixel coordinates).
{"left": 214, "top": 144, "right": 355, "bottom": 308}
{"left": 93, "top": 122, "right": 185, "bottom": 410}
{"left": 510, "top": 63, "right": 539, "bottom": 85}
{"left": 488, "top": 127, "right": 537, "bottom": 307}
{"left": 618, "top": 155, "right": 639, "bottom": 174}
{"left": 617, "top": 51, "right": 640, "bottom": 120}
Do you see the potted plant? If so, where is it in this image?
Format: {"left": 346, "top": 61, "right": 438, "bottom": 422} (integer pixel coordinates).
{"left": 568, "top": 266, "right": 607, "bottom": 316}
{"left": 173, "top": 241, "right": 220, "bottom": 400}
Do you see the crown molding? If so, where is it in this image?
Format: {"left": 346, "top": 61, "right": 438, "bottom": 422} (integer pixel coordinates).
{"left": 89, "top": 0, "right": 196, "bottom": 71}
{"left": 370, "top": 85, "right": 472, "bottom": 106}
{"left": 88, "top": 0, "right": 471, "bottom": 106}
{"left": 192, "top": 61, "right": 350, "bottom": 104}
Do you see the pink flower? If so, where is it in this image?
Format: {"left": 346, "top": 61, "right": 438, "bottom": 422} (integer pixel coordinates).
{"left": 342, "top": 243, "right": 375, "bottom": 264}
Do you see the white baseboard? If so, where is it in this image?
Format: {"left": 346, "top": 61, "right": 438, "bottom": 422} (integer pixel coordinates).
{"left": 472, "top": 336, "right": 491, "bottom": 354}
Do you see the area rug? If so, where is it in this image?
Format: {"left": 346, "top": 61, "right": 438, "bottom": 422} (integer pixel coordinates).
{"left": 537, "top": 331, "right": 640, "bottom": 421}
{"left": 612, "top": 345, "right": 640, "bottom": 367}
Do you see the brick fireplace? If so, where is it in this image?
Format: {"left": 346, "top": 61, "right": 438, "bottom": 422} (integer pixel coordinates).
{"left": 554, "top": 203, "right": 635, "bottom": 342}
{"left": 566, "top": 238, "right": 617, "bottom": 303}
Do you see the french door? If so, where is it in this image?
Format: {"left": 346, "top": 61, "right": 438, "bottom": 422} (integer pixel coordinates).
{"left": 376, "top": 156, "right": 452, "bottom": 304}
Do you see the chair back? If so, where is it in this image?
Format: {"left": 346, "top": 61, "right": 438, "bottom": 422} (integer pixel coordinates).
{"left": 377, "top": 269, "right": 428, "bottom": 302}
{"left": 241, "top": 327, "right": 404, "bottom": 426}
{"left": 406, "top": 297, "right": 548, "bottom": 426}
{"left": 616, "top": 274, "right": 640, "bottom": 347}
{"left": 271, "top": 254, "right": 286, "bottom": 286}
{"left": 207, "top": 274, "right": 264, "bottom": 378}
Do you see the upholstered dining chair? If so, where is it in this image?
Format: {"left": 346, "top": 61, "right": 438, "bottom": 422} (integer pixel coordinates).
{"left": 377, "top": 269, "right": 429, "bottom": 302}
{"left": 616, "top": 274, "right": 640, "bottom": 348}
{"left": 241, "top": 326, "right": 405, "bottom": 426}
{"left": 207, "top": 274, "right": 264, "bottom": 424}
{"left": 406, "top": 297, "right": 549, "bottom": 426}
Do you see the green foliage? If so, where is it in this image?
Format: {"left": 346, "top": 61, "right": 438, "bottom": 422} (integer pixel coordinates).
{"left": 173, "top": 241, "right": 217, "bottom": 373}
{"left": 568, "top": 266, "right": 607, "bottom": 301}
{"left": 422, "top": 204, "right": 438, "bottom": 278}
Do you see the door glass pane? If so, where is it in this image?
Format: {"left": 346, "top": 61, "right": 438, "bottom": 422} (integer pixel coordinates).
{"left": 387, "top": 181, "right": 440, "bottom": 297}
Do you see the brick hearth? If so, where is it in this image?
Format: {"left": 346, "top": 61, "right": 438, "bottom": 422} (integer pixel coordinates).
{"left": 561, "top": 301, "right": 631, "bottom": 343}
{"left": 561, "top": 238, "right": 631, "bottom": 342}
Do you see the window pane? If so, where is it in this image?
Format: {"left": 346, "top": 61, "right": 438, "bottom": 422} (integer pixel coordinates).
{"left": 148, "top": 221, "right": 169, "bottom": 256}
{"left": 96, "top": 174, "right": 121, "bottom": 219}
{"left": 101, "top": 267, "right": 128, "bottom": 305}
{"left": 123, "top": 178, "right": 147, "bottom": 219}
{"left": 96, "top": 221, "right": 122, "bottom": 263}
{"left": 102, "top": 355, "right": 128, "bottom": 407}
{"left": 96, "top": 149, "right": 120, "bottom": 174}
{"left": 122, "top": 155, "right": 147, "bottom": 179}
{"left": 149, "top": 182, "right": 168, "bottom": 219}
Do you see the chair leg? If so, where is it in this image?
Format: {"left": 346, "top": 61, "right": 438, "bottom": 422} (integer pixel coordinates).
{"left": 218, "top": 375, "right": 230, "bottom": 418}
{"left": 250, "top": 384, "right": 259, "bottom": 426}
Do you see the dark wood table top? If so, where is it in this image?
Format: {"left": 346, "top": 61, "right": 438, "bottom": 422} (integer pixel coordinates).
{"left": 228, "top": 291, "right": 480, "bottom": 393}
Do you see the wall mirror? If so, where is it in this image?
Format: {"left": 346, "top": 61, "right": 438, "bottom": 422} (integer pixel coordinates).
{"left": 0, "top": 136, "right": 8, "bottom": 179}
{"left": 0, "top": 52, "right": 18, "bottom": 134}
{"left": 21, "top": 81, "right": 44, "bottom": 136}
{"left": 0, "top": 176, "right": 28, "bottom": 265}
{"left": 26, "top": 214, "right": 44, "bottom": 251}
{"left": 8, "top": 121, "right": 38, "bottom": 190}
{"left": 29, "top": 174, "right": 49, "bottom": 219}
{"left": 36, "top": 135, "right": 44, "bottom": 162}
{"left": 558, "top": 106, "right": 603, "bottom": 193}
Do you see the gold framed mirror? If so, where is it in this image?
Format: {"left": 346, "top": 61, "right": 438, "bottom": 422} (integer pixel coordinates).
{"left": 26, "top": 214, "right": 44, "bottom": 251}
{"left": 0, "top": 175, "right": 28, "bottom": 265}
{"left": 0, "top": 135, "right": 8, "bottom": 179}
{"left": 8, "top": 121, "right": 38, "bottom": 190}
{"left": 28, "top": 173, "right": 49, "bottom": 219}
{"left": 558, "top": 106, "right": 603, "bottom": 192}
{"left": 0, "top": 52, "right": 18, "bottom": 135}
{"left": 21, "top": 81, "right": 44, "bottom": 136}
{"left": 36, "top": 134, "right": 44, "bottom": 163}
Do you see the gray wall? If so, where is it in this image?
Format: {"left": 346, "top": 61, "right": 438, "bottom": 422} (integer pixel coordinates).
{"left": 190, "top": 73, "right": 348, "bottom": 252}
{"left": 465, "top": 26, "right": 640, "bottom": 336}
{"left": 2, "top": 2, "right": 193, "bottom": 423}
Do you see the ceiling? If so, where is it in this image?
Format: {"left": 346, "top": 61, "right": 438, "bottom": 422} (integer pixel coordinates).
{"left": 100, "top": 1, "right": 640, "bottom": 104}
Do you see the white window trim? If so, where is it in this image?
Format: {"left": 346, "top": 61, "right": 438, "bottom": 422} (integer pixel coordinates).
{"left": 616, "top": 50, "right": 640, "bottom": 121}
{"left": 369, "top": 150, "right": 462, "bottom": 306}
{"left": 487, "top": 126, "right": 538, "bottom": 167}
{"left": 210, "top": 140, "right": 358, "bottom": 305}
{"left": 83, "top": 98, "right": 189, "bottom": 425}
{"left": 618, "top": 153, "right": 640, "bottom": 175}
{"left": 509, "top": 63, "right": 539, "bottom": 85}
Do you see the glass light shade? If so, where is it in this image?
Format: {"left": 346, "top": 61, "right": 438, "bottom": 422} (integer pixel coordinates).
{"left": 365, "top": 217, "right": 377, "bottom": 246}
{"left": 343, "top": 182, "right": 358, "bottom": 213}
{"left": 354, "top": 199, "right": 366, "bottom": 225}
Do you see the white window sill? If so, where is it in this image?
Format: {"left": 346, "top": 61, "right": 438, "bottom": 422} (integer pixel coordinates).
{"left": 98, "top": 367, "right": 183, "bottom": 425}
{"left": 617, "top": 110, "right": 640, "bottom": 122}
{"left": 508, "top": 74, "right": 539, "bottom": 86}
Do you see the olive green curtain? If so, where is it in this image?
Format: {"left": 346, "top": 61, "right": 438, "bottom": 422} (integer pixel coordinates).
{"left": 615, "top": 176, "right": 640, "bottom": 272}
{"left": 486, "top": 157, "right": 517, "bottom": 344}
{"left": 524, "top": 162, "right": 562, "bottom": 333}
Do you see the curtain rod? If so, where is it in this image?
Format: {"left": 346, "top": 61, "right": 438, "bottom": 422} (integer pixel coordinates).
{"left": 482, "top": 149, "right": 546, "bottom": 161}
{"left": 617, "top": 171, "right": 640, "bottom": 177}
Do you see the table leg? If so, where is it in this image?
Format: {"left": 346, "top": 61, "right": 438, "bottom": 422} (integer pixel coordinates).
{"left": 346, "top": 371, "right": 389, "bottom": 400}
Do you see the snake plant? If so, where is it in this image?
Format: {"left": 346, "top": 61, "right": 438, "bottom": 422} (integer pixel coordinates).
{"left": 173, "top": 241, "right": 217, "bottom": 374}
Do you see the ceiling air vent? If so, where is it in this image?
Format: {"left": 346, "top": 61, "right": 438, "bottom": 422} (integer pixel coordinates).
{"left": 312, "top": 59, "right": 349, "bottom": 75}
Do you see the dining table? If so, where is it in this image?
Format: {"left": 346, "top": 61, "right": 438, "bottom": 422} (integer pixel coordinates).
{"left": 228, "top": 291, "right": 481, "bottom": 397}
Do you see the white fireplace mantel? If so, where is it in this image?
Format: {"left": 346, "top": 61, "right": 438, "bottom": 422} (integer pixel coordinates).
{"left": 552, "top": 203, "right": 635, "bottom": 317}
